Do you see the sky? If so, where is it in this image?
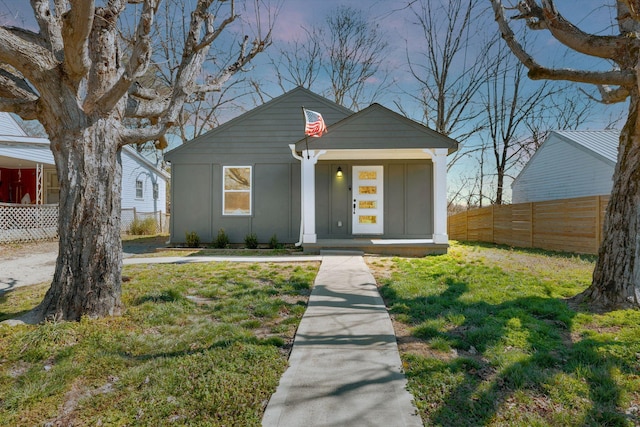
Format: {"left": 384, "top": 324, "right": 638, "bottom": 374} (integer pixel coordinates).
{"left": 0, "top": 1, "right": 629, "bottom": 203}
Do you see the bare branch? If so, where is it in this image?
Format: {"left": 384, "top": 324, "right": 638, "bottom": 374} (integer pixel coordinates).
{"left": 86, "top": 0, "right": 158, "bottom": 115}
{"left": 30, "top": 0, "right": 64, "bottom": 53}
{"left": 491, "top": 0, "right": 635, "bottom": 90}
{"left": 0, "top": 68, "right": 39, "bottom": 100}
{"left": 0, "top": 97, "right": 39, "bottom": 119}
{"left": 512, "top": 0, "right": 626, "bottom": 60}
{"left": 194, "top": 36, "right": 270, "bottom": 94}
{"left": 61, "top": 0, "right": 94, "bottom": 85}
{"left": 120, "top": 120, "right": 166, "bottom": 146}
{"left": 0, "top": 26, "right": 59, "bottom": 81}
{"left": 125, "top": 94, "right": 169, "bottom": 118}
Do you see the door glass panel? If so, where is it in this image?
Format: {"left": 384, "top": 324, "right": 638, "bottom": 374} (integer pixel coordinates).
{"left": 359, "top": 201, "right": 377, "bottom": 209}
{"left": 358, "top": 171, "right": 377, "bottom": 180}
{"left": 359, "top": 215, "right": 377, "bottom": 224}
{"left": 358, "top": 186, "right": 377, "bottom": 195}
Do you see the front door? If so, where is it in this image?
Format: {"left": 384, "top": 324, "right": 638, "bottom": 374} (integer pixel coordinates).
{"left": 352, "top": 165, "right": 383, "bottom": 234}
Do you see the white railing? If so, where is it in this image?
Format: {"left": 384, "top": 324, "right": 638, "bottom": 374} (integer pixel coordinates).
{"left": 0, "top": 203, "right": 169, "bottom": 243}
{"left": 0, "top": 202, "right": 59, "bottom": 243}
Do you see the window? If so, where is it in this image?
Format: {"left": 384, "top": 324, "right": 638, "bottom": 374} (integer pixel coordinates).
{"left": 153, "top": 183, "right": 159, "bottom": 200}
{"left": 136, "top": 180, "right": 143, "bottom": 199}
{"left": 223, "top": 166, "right": 251, "bottom": 215}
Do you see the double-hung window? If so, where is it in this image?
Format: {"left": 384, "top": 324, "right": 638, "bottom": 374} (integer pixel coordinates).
{"left": 135, "top": 180, "right": 143, "bottom": 199}
{"left": 223, "top": 166, "right": 252, "bottom": 215}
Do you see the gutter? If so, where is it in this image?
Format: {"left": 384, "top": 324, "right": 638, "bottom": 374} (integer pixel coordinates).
{"left": 289, "top": 144, "right": 304, "bottom": 247}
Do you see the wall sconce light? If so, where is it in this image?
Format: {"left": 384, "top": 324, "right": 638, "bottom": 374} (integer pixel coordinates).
{"left": 336, "top": 166, "right": 343, "bottom": 177}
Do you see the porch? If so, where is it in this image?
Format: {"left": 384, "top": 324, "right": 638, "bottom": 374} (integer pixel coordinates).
{"left": 301, "top": 238, "right": 449, "bottom": 257}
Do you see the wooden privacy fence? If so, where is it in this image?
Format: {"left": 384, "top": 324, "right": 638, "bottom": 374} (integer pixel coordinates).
{"left": 448, "top": 195, "right": 610, "bottom": 255}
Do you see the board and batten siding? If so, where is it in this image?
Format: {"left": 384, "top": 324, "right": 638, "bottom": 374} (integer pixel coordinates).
{"left": 512, "top": 134, "right": 615, "bottom": 203}
{"left": 315, "top": 160, "right": 433, "bottom": 239}
{"left": 169, "top": 158, "right": 300, "bottom": 244}
{"left": 120, "top": 149, "right": 167, "bottom": 214}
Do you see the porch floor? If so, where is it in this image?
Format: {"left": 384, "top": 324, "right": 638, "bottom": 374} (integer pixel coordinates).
{"left": 302, "top": 238, "right": 448, "bottom": 257}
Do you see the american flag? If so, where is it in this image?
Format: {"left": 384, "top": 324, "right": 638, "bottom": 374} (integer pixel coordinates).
{"left": 303, "top": 108, "right": 327, "bottom": 137}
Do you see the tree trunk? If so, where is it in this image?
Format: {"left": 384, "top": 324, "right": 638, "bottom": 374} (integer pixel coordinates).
{"left": 495, "top": 166, "right": 504, "bottom": 205}
{"left": 30, "top": 119, "right": 124, "bottom": 321}
{"left": 574, "top": 94, "right": 640, "bottom": 309}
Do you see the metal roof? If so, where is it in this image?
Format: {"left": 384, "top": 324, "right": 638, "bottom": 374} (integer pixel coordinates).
{"left": 554, "top": 130, "right": 619, "bottom": 163}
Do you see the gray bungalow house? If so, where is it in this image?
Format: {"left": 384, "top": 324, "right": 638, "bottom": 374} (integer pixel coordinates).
{"left": 165, "top": 87, "right": 458, "bottom": 255}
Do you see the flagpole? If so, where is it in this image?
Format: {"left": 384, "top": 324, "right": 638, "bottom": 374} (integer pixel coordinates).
{"left": 302, "top": 106, "right": 310, "bottom": 159}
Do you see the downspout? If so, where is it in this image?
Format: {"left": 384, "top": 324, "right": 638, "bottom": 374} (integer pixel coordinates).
{"left": 289, "top": 144, "right": 304, "bottom": 246}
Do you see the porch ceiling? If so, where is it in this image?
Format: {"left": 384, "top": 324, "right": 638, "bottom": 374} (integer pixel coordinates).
{"left": 0, "top": 155, "right": 53, "bottom": 169}
{"left": 314, "top": 148, "right": 434, "bottom": 161}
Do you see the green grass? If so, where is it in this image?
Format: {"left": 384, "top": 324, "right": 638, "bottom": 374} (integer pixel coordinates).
{"left": 374, "top": 242, "right": 640, "bottom": 427}
{"left": 0, "top": 261, "right": 318, "bottom": 426}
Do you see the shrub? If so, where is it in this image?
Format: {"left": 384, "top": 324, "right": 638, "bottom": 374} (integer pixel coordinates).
{"left": 214, "top": 228, "right": 229, "bottom": 249}
{"left": 244, "top": 233, "right": 259, "bottom": 249}
{"left": 269, "top": 234, "right": 283, "bottom": 249}
{"left": 185, "top": 231, "right": 200, "bottom": 248}
{"left": 129, "top": 217, "right": 157, "bottom": 235}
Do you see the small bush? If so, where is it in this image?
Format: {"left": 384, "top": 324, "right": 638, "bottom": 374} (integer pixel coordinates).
{"left": 185, "top": 231, "right": 200, "bottom": 248}
{"left": 214, "top": 228, "right": 229, "bottom": 248}
{"left": 245, "top": 233, "right": 259, "bottom": 249}
{"left": 269, "top": 234, "right": 283, "bottom": 249}
{"left": 129, "top": 217, "right": 157, "bottom": 235}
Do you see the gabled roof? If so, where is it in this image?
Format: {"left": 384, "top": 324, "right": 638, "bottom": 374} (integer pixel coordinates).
{"left": 294, "top": 103, "right": 458, "bottom": 154}
{"left": 553, "top": 130, "right": 618, "bottom": 163}
{"left": 0, "top": 113, "right": 27, "bottom": 137}
{"left": 512, "top": 129, "right": 619, "bottom": 186}
{"left": 165, "top": 86, "right": 354, "bottom": 159}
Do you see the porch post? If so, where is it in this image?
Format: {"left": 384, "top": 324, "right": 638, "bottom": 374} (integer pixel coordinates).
{"left": 301, "top": 149, "right": 326, "bottom": 244}
{"left": 427, "top": 149, "right": 449, "bottom": 244}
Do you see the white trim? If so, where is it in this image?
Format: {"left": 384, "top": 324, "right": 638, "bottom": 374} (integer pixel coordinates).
{"left": 426, "top": 148, "right": 449, "bottom": 244}
{"left": 222, "top": 165, "right": 252, "bottom": 216}
{"left": 301, "top": 150, "right": 326, "bottom": 244}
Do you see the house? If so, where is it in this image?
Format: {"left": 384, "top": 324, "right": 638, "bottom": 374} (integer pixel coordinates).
{"left": 511, "top": 130, "right": 619, "bottom": 203}
{"left": 165, "top": 87, "right": 458, "bottom": 255}
{"left": 0, "top": 113, "right": 169, "bottom": 237}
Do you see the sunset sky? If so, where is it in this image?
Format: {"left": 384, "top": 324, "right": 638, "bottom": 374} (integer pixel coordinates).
{"left": 0, "top": 1, "right": 629, "bottom": 200}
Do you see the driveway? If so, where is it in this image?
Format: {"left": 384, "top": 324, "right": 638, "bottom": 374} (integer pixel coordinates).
{"left": 0, "top": 236, "right": 168, "bottom": 293}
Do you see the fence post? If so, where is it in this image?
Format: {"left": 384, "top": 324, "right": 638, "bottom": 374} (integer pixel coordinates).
{"left": 529, "top": 202, "right": 534, "bottom": 248}
{"left": 595, "top": 196, "right": 602, "bottom": 253}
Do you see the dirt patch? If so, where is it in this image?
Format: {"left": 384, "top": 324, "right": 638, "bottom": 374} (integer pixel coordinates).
{"left": 0, "top": 240, "right": 58, "bottom": 260}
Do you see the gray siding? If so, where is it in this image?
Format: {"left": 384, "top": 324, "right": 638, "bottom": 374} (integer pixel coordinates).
{"left": 170, "top": 159, "right": 301, "bottom": 244}
{"left": 316, "top": 160, "right": 433, "bottom": 239}
{"left": 512, "top": 134, "right": 615, "bottom": 203}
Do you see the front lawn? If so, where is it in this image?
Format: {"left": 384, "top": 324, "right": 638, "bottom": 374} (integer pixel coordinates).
{"left": 370, "top": 242, "right": 640, "bottom": 427}
{"left": 0, "top": 261, "right": 318, "bottom": 426}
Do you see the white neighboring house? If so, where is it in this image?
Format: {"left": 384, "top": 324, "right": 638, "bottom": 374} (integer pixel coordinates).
{"left": 511, "top": 130, "right": 619, "bottom": 204}
{"left": 0, "top": 113, "right": 169, "bottom": 237}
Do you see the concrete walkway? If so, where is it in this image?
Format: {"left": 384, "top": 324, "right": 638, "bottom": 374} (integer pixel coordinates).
{"left": 262, "top": 254, "right": 423, "bottom": 427}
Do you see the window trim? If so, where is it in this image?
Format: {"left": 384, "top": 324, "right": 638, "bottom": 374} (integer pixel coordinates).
{"left": 222, "top": 165, "right": 252, "bottom": 216}
{"left": 152, "top": 182, "right": 159, "bottom": 200}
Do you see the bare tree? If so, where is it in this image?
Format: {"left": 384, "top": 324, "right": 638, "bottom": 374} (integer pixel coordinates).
{"left": 489, "top": 0, "right": 638, "bottom": 309}
{"left": 0, "top": 0, "right": 272, "bottom": 322}
{"left": 482, "top": 45, "right": 561, "bottom": 204}
{"left": 269, "top": 6, "right": 390, "bottom": 110}
{"left": 406, "top": 0, "right": 499, "bottom": 169}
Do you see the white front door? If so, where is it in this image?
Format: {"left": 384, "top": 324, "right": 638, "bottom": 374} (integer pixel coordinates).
{"left": 352, "top": 165, "right": 383, "bottom": 234}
